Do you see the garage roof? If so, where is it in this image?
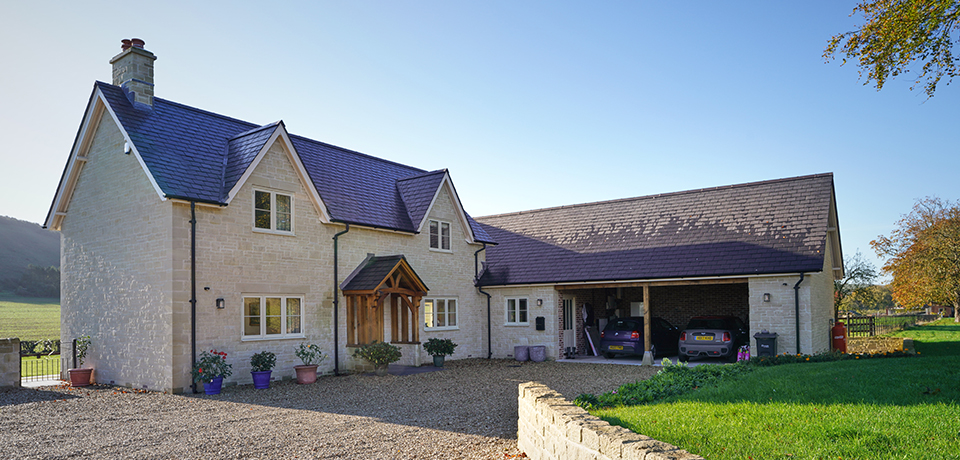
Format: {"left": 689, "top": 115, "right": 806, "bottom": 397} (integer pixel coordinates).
{"left": 475, "top": 173, "right": 839, "bottom": 286}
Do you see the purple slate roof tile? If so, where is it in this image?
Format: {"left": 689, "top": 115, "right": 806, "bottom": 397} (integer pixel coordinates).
{"left": 397, "top": 170, "right": 447, "bottom": 229}
{"left": 341, "top": 255, "right": 429, "bottom": 292}
{"left": 475, "top": 174, "right": 836, "bottom": 286}
{"left": 95, "top": 82, "right": 495, "bottom": 243}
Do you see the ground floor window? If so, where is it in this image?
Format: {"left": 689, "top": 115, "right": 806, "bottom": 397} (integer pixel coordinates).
{"left": 505, "top": 297, "right": 528, "bottom": 325}
{"left": 423, "top": 297, "right": 458, "bottom": 330}
{"left": 243, "top": 295, "right": 304, "bottom": 339}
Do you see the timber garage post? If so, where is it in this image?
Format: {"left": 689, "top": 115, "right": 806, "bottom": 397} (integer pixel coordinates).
{"left": 642, "top": 284, "right": 653, "bottom": 366}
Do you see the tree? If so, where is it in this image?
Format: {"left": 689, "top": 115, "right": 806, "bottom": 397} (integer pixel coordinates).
{"left": 13, "top": 265, "right": 60, "bottom": 298}
{"left": 824, "top": 0, "right": 960, "bottom": 97}
{"left": 834, "top": 249, "right": 879, "bottom": 317}
{"left": 871, "top": 197, "right": 960, "bottom": 321}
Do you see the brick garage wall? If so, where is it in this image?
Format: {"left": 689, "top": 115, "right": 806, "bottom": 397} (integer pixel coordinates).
{"left": 0, "top": 338, "right": 20, "bottom": 389}
{"left": 518, "top": 382, "right": 701, "bottom": 460}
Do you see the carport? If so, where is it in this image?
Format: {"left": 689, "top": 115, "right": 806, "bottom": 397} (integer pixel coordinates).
{"left": 557, "top": 279, "right": 749, "bottom": 364}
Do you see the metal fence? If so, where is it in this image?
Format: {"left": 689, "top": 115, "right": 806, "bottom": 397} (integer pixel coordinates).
{"left": 840, "top": 314, "right": 940, "bottom": 337}
{"left": 19, "top": 339, "right": 62, "bottom": 383}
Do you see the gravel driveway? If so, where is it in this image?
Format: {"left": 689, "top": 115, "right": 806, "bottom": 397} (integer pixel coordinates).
{"left": 1, "top": 359, "right": 657, "bottom": 459}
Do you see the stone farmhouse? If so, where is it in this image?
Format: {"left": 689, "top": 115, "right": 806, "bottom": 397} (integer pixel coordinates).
{"left": 45, "top": 40, "right": 843, "bottom": 393}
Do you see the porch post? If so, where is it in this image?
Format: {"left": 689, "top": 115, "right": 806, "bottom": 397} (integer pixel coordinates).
{"left": 642, "top": 283, "right": 654, "bottom": 366}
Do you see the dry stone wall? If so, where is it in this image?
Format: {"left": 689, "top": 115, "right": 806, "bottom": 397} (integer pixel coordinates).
{"left": 518, "top": 382, "right": 702, "bottom": 460}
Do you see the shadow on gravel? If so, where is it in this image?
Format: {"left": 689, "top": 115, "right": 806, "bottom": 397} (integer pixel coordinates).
{"left": 0, "top": 385, "right": 82, "bottom": 407}
{"left": 176, "top": 358, "right": 658, "bottom": 439}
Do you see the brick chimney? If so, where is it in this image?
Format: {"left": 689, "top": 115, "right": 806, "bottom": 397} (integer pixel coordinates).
{"left": 109, "top": 38, "right": 156, "bottom": 106}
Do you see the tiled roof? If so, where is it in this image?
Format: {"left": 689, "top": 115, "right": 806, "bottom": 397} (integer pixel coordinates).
{"left": 475, "top": 174, "right": 836, "bottom": 286}
{"left": 340, "top": 255, "right": 428, "bottom": 292}
{"left": 397, "top": 170, "right": 447, "bottom": 230}
{"left": 96, "top": 82, "right": 494, "bottom": 243}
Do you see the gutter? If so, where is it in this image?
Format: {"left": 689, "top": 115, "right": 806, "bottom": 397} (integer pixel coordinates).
{"left": 793, "top": 272, "right": 805, "bottom": 355}
{"left": 189, "top": 201, "right": 198, "bottom": 394}
{"left": 332, "top": 223, "right": 350, "bottom": 376}
{"left": 474, "top": 244, "right": 492, "bottom": 359}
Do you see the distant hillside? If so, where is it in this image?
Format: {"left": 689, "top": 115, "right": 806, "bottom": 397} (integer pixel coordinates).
{"left": 0, "top": 216, "right": 59, "bottom": 286}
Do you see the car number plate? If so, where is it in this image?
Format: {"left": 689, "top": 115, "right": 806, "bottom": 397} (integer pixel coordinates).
{"left": 609, "top": 345, "right": 623, "bottom": 350}
{"left": 695, "top": 335, "right": 714, "bottom": 341}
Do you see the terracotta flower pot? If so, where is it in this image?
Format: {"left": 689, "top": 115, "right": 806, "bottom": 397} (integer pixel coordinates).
{"left": 68, "top": 368, "right": 93, "bottom": 387}
{"left": 294, "top": 365, "right": 318, "bottom": 384}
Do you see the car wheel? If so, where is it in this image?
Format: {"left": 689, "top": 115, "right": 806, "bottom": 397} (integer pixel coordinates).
{"left": 725, "top": 352, "right": 738, "bottom": 363}
{"left": 603, "top": 352, "right": 615, "bottom": 359}
{"left": 678, "top": 354, "right": 689, "bottom": 362}
{"left": 650, "top": 345, "right": 657, "bottom": 359}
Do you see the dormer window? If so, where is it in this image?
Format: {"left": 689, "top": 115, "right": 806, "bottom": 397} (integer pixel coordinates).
{"left": 429, "top": 219, "right": 451, "bottom": 251}
{"left": 254, "top": 190, "right": 293, "bottom": 234}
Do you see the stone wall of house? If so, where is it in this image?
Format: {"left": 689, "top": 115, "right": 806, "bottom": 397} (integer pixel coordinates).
{"left": 172, "top": 138, "right": 488, "bottom": 391}
{"left": 0, "top": 338, "right": 20, "bottom": 389}
{"left": 748, "top": 271, "right": 832, "bottom": 356}
{"left": 60, "top": 111, "right": 176, "bottom": 392}
{"left": 517, "top": 382, "right": 701, "bottom": 460}
{"left": 485, "top": 286, "right": 558, "bottom": 360}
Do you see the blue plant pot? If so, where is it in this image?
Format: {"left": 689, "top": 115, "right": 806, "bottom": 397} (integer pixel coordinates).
{"left": 203, "top": 376, "right": 223, "bottom": 395}
{"left": 252, "top": 370, "right": 272, "bottom": 389}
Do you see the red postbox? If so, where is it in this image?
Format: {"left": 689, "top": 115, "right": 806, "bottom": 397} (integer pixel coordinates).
{"left": 832, "top": 321, "right": 847, "bottom": 353}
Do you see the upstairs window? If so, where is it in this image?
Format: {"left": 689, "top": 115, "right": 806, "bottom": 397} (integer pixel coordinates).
{"left": 254, "top": 190, "right": 293, "bottom": 233}
{"left": 429, "top": 220, "right": 451, "bottom": 251}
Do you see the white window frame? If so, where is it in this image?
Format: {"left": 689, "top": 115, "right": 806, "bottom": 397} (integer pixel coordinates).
{"left": 505, "top": 297, "right": 529, "bottom": 326}
{"left": 429, "top": 219, "right": 451, "bottom": 252}
{"left": 242, "top": 295, "right": 305, "bottom": 340}
{"left": 253, "top": 189, "right": 294, "bottom": 235}
{"left": 423, "top": 297, "right": 459, "bottom": 331}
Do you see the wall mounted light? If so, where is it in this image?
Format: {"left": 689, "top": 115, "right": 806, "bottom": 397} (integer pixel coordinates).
{"left": 763, "top": 293, "right": 771, "bottom": 303}
{"left": 216, "top": 297, "right": 225, "bottom": 309}
{"left": 537, "top": 299, "right": 543, "bottom": 306}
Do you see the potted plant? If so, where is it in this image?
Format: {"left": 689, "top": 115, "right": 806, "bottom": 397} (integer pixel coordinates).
{"left": 353, "top": 341, "right": 401, "bottom": 376}
{"left": 293, "top": 343, "right": 325, "bottom": 384}
{"left": 250, "top": 350, "right": 276, "bottom": 389}
{"left": 67, "top": 335, "right": 92, "bottom": 387}
{"left": 423, "top": 338, "right": 457, "bottom": 367}
{"left": 192, "top": 349, "right": 233, "bottom": 395}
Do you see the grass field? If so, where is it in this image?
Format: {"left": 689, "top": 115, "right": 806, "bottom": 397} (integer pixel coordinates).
{"left": 0, "top": 292, "right": 60, "bottom": 340}
{"left": 20, "top": 355, "right": 61, "bottom": 378}
{"left": 594, "top": 320, "right": 960, "bottom": 459}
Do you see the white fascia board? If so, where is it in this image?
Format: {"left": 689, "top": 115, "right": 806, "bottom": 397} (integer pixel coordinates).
{"left": 223, "top": 124, "right": 332, "bottom": 223}
{"left": 96, "top": 89, "right": 167, "bottom": 203}
{"left": 481, "top": 272, "right": 819, "bottom": 290}
{"left": 414, "top": 171, "right": 477, "bottom": 244}
{"left": 45, "top": 88, "right": 166, "bottom": 229}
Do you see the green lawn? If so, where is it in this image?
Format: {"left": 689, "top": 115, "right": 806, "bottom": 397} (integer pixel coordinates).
{"left": 593, "top": 320, "right": 960, "bottom": 459}
{"left": 0, "top": 292, "right": 60, "bottom": 340}
{"left": 20, "top": 355, "right": 61, "bottom": 378}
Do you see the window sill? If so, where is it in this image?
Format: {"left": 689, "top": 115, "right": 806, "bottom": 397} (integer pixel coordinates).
{"left": 425, "top": 326, "right": 460, "bottom": 332}
{"left": 252, "top": 228, "right": 296, "bottom": 237}
{"left": 504, "top": 323, "right": 529, "bottom": 327}
{"left": 241, "top": 335, "right": 305, "bottom": 342}
{"left": 429, "top": 248, "right": 453, "bottom": 254}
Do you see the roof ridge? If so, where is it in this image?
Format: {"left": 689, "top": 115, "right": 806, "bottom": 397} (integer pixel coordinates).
{"left": 96, "top": 81, "right": 261, "bottom": 131}
{"left": 228, "top": 121, "right": 281, "bottom": 141}
{"left": 287, "top": 132, "right": 427, "bottom": 175}
{"left": 476, "top": 173, "right": 834, "bottom": 220}
{"left": 396, "top": 169, "right": 447, "bottom": 182}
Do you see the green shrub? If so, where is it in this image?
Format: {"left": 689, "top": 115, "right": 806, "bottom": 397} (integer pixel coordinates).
{"left": 747, "top": 349, "right": 913, "bottom": 367}
{"left": 423, "top": 338, "right": 457, "bottom": 357}
{"left": 250, "top": 350, "right": 277, "bottom": 372}
{"left": 294, "top": 343, "right": 326, "bottom": 366}
{"left": 353, "top": 341, "right": 402, "bottom": 366}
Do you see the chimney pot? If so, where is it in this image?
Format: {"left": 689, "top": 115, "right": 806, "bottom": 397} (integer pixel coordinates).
{"left": 110, "top": 39, "right": 157, "bottom": 106}
{"left": 121, "top": 39, "right": 132, "bottom": 51}
{"left": 131, "top": 38, "right": 145, "bottom": 49}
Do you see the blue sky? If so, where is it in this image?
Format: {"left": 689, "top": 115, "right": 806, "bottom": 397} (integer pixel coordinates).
{"left": 1, "top": 1, "right": 956, "bottom": 278}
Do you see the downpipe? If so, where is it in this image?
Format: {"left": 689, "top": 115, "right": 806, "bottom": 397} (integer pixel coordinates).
{"left": 474, "top": 244, "right": 492, "bottom": 359}
{"left": 189, "top": 201, "right": 198, "bottom": 394}
{"left": 332, "top": 223, "right": 350, "bottom": 376}
{"left": 794, "top": 272, "right": 805, "bottom": 355}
